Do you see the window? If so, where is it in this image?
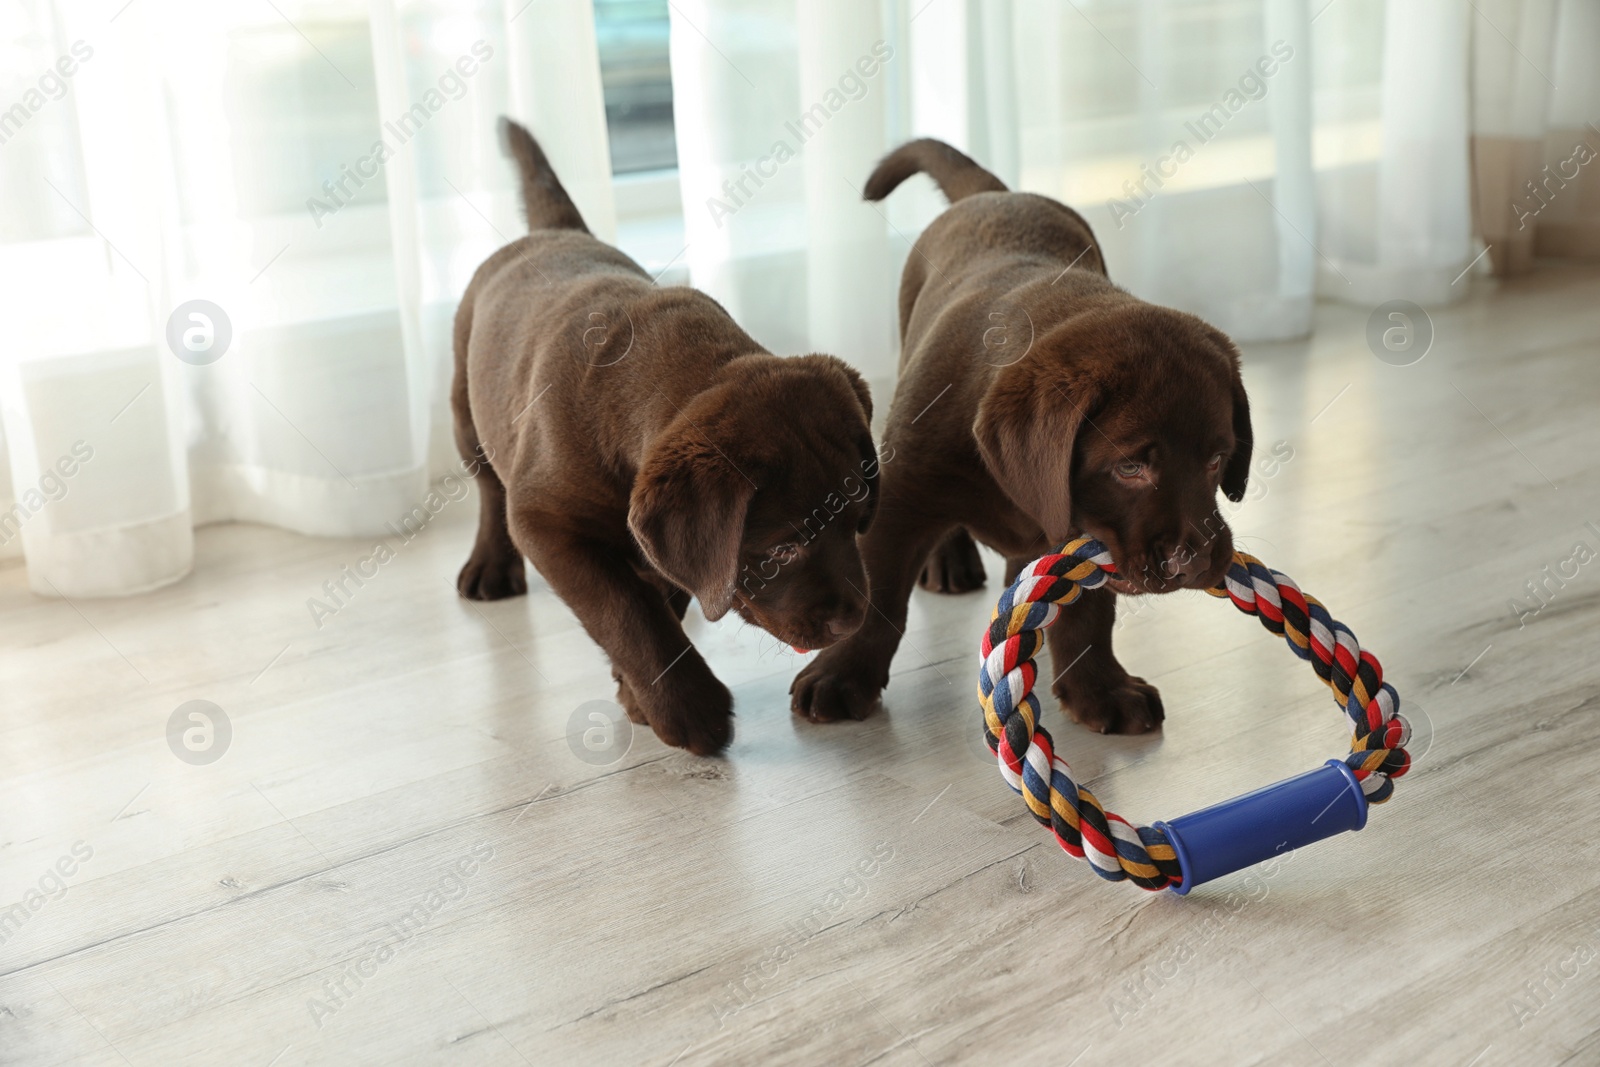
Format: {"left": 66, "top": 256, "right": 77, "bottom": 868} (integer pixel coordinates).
{"left": 593, "top": 0, "right": 676, "bottom": 174}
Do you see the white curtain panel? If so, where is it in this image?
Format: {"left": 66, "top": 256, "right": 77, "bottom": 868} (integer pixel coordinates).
{"left": 1539, "top": 0, "right": 1600, "bottom": 257}
{"left": 672, "top": 0, "right": 1483, "bottom": 349}
{"left": 1470, "top": 0, "right": 1600, "bottom": 273}
{"left": 667, "top": 0, "right": 899, "bottom": 370}
{"left": 0, "top": 0, "right": 613, "bottom": 597}
{"left": 666, "top": 0, "right": 1028, "bottom": 376}
{"left": 2, "top": 0, "right": 1571, "bottom": 599}
{"left": 1012, "top": 0, "right": 1322, "bottom": 339}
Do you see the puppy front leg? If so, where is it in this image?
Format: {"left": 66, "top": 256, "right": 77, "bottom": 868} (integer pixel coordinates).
{"left": 1047, "top": 586, "right": 1164, "bottom": 735}
{"left": 790, "top": 499, "right": 952, "bottom": 724}
{"left": 517, "top": 521, "right": 732, "bottom": 755}
{"left": 614, "top": 576, "right": 693, "bottom": 726}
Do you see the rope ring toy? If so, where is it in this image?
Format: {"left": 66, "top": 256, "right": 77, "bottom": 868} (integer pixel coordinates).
{"left": 977, "top": 538, "right": 1411, "bottom": 893}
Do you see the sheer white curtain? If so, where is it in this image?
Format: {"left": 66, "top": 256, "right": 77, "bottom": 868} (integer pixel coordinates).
{"left": 665, "top": 0, "right": 1017, "bottom": 377}
{"left": 1013, "top": 0, "right": 1323, "bottom": 338}
{"left": 6, "top": 0, "right": 1590, "bottom": 599}
{"left": 666, "top": 0, "right": 897, "bottom": 369}
{"left": 667, "top": 0, "right": 1523, "bottom": 347}
{"left": 1470, "top": 0, "right": 1600, "bottom": 274}
{"left": 0, "top": 0, "right": 612, "bottom": 597}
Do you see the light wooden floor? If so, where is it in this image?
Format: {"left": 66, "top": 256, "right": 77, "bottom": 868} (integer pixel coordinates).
{"left": 4, "top": 265, "right": 1600, "bottom": 1066}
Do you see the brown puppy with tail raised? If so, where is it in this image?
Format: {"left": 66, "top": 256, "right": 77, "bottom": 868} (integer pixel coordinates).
{"left": 791, "top": 139, "right": 1253, "bottom": 734}
{"left": 456, "top": 119, "right": 878, "bottom": 755}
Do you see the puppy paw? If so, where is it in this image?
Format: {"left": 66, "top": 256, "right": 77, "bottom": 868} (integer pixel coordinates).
{"left": 457, "top": 549, "right": 527, "bottom": 601}
{"left": 652, "top": 704, "right": 734, "bottom": 756}
{"left": 1055, "top": 674, "right": 1164, "bottom": 735}
{"left": 917, "top": 529, "right": 988, "bottom": 594}
{"left": 646, "top": 678, "right": 734, "bottom": 756}
{"left": 790, "top": 653, "right": 883, "bottom": 723}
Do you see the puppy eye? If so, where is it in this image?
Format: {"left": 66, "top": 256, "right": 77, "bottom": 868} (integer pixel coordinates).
{"left": 1207, "top": 453, "right": 1225, "bottom": 472}
{"left": 767, "top": 542, "right": 800, "bottom": 564}
{"left": 1114, "top": 461, "right": 1144, "bottom": 479}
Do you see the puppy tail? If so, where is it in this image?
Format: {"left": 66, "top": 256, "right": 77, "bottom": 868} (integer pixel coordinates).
{"left": 498, "top": 117, "right": 589, "bottom": 233}
{"left": 862, "top": 138, "right": 1008, "bottom": 204}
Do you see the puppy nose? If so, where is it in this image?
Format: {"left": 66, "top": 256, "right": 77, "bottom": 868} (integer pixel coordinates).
{"left": 1156, "top": 540, "right": 1201, "bottom": 583}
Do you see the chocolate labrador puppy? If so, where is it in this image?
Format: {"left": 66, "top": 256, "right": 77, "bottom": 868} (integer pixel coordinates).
{"left": 791, "top": 139, "right": 1252, "bottom": 734}
{"left": 456, "top": 119, "right": 877, "bottom": 755}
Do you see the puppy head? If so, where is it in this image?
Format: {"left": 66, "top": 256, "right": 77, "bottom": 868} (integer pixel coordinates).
{"left": 974, "top": 305, "right": 1252, "bottom": 594}
{"left": 628, "top": 355, "right": 876, "bottom": 650}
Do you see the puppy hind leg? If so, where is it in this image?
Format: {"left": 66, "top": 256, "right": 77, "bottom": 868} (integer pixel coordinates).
{"left": 457, "top": 465, "right": 527, "bottom": 601}
{"left": 612, "top": 667, "right": 645, "bottom": 724}
{"left": 640, "top": 570, "right": 693, "bottom": 622}
{"left": 917, "top": 527, "right": 988, "bottom": 594}
{"left": 453, "top": 404, "right": 527, "bottom": 601}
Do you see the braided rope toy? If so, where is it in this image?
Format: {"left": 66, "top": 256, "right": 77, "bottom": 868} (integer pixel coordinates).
{"left": 977, "top": 538, "right": 1410, "bottom": 893}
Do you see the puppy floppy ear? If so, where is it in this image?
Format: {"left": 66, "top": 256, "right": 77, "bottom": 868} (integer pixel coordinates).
{"left": 974, "top": 368, "right": 1095, "bottom": 541}
{"left": 1221, "top": 370, "right": 1253, "bottom": 503}
{"left": 834, "top": 362, "right": 873, "bottom": 424}
{"left": 628, "top": 436, "right": 755, "bottom": 622}
{"left": 815, "top": 356, "right": 878, "bottom": 532}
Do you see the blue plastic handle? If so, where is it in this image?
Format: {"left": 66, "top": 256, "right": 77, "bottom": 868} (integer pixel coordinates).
{"left": 1154, "top": 760, "right": 1367, "bottom": 895}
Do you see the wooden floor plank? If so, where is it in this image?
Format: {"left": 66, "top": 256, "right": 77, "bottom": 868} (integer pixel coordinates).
{"left": 4, "top": 265, "right": 1600, "bottom": 1064}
